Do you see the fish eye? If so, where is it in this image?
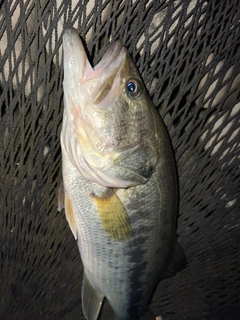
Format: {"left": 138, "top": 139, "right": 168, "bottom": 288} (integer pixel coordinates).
{"left": 126, "top": 79, "right": 141, "bottom": 98}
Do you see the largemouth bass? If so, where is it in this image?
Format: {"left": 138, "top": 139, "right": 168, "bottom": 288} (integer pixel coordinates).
{"left": 59, "top": 27, "right": 186, "bottom": 320}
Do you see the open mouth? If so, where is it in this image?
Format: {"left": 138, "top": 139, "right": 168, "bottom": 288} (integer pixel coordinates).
{"left": 63, "top": 28, "right": 128, "bottom": 105}
{"left": 63, "top": 27, "right": 126, "bottom": 79}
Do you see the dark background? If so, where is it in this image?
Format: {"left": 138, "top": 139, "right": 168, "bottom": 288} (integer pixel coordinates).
{"left": 0, "top": 1, "right": 239, "bottom": 319}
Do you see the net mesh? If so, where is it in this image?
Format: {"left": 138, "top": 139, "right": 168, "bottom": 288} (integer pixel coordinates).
{"left": 0, "top": 1, "right": 239, "bottom": 319}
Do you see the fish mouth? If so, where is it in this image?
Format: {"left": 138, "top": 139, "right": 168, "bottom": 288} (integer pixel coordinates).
{"left": 91, "top": 42, "right": 127, "bottom": 105}
{"left": 63, "top": 28, "right": 127, "bottom": 105}
{"left": 63, "top": 27, "right": 125, "bottom": 75}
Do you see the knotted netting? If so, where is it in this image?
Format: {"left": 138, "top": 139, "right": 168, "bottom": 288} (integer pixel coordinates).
{"left": 0, "top": 1, "right": 239, "bottom": 319}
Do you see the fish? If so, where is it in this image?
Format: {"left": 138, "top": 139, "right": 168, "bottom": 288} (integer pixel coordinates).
{"left": 59, "top": 27, "right": 186, "bottom": 320}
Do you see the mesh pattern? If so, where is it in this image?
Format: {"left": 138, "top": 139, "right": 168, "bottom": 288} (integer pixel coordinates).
{"left": 0, "top": 1, "right": 239, "bottom": 319}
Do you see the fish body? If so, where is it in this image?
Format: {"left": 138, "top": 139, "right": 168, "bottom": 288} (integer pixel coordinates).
{"left": 60, "top": 27, "right": 185, "bottom": 320}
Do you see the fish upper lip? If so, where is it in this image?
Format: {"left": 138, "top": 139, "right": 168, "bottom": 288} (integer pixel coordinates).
{"left": 94, "top": 40, "right": 126, "bottom": 72}
{"left": 86, "top": 41, "right": 127, "bottom": 84}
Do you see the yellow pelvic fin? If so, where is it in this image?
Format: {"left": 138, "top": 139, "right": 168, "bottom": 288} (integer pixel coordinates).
{"left": 65, "top": 193, "right": 78, "bottom": 240}
{"left": 91, "top": 191, "right": 132, "bottom": 242}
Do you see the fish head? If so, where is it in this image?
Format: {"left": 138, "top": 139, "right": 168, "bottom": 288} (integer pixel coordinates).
{"left": 62, "top": 27, "right": 161, "bottom": 188}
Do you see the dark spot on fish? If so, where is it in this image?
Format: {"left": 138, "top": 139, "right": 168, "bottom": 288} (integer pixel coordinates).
{"left": 139, "top": 165, "right": 154, "bottom": 179}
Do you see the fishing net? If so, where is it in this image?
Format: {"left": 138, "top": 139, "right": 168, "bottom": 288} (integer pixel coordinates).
{"left": 0, "top": 0, "right": 239, "bottom": 319}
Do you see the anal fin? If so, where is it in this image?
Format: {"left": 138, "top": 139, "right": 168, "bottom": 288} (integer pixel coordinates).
{"left": 82, "top": 272, "right": 104, "bottom": 320}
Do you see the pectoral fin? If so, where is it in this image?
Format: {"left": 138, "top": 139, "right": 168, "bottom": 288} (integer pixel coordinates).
{"left": 64, "top": 192, "right": 78, "bottom": 240}
{"left": 82, "top": 272, "right": 104, "bottom": 320}
{"left": 91, "top": 191, "right": 132, "bottom": 241}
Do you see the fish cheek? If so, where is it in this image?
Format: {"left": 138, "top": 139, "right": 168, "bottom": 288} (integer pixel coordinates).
{"left": 90, "top": 191, "right": 132, "bottom": 242}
